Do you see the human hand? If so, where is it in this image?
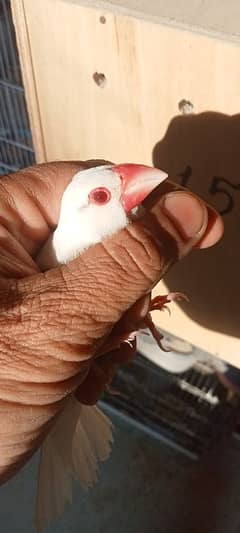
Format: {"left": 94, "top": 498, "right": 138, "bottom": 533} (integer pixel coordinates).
{"left": 0, "top": 160, "right": 223, "bottom": 482}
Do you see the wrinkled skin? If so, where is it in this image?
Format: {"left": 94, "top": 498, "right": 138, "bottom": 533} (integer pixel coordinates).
{"left": 0, "top": 160, "right": 223, "bottom": 484}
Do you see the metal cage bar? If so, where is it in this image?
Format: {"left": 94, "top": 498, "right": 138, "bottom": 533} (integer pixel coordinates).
{"left": 0, "top": 0, "right": 35, "bottom": 174}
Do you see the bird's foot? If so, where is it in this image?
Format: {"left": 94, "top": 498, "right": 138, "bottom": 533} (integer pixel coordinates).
{"left": 149, "top": 292, "right": 189, "bottom": 314}
{"left": 141, "top": 292, "right": 188, "bottom": 352}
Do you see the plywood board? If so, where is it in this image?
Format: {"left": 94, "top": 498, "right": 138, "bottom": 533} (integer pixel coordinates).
{"left": 11, "top": 0, "right": 240, "bottom": 368}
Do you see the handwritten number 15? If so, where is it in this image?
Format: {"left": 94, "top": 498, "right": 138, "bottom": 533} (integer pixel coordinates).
{"left": 178, "top": 166, "right": 240, "bottom": 215}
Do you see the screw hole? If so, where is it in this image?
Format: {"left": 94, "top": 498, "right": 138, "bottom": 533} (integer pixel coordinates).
{"left": 178, "top": 99, "right": 194, "bottom": 115}
{"left": 93, "top": 72, "right": 107, "bottom": 88}
{"left": 100, "top": 15, "right": 106, "bottom": 24}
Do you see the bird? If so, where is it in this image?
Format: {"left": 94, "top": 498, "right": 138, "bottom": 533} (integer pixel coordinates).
{"left": 34, "top": 163, "right": 176, "bottom": 531}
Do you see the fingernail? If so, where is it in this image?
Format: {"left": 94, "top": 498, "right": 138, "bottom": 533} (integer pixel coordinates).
{"left": 162, "top": 191, "right": 207, "bottom": 240}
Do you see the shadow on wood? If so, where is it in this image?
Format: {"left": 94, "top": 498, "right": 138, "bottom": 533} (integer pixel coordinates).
{"left": 152, "top": 112, "right": 240, "bottom": 339}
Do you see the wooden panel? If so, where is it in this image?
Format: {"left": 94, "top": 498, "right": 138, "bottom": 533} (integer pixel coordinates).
{"left": 11, "top": 0, "right": 240, "bottom": 165}
{"left": 11, "top": 0, "right": 240, "bottom": 368}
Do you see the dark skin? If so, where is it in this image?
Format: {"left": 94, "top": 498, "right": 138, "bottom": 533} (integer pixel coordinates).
{"left": 0, "top": 160, "right": 223, "bottom": 483}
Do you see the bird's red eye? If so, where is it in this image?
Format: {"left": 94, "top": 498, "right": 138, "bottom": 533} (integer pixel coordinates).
{"left": 88, "top": 187, "right": 111, "bottom": 205}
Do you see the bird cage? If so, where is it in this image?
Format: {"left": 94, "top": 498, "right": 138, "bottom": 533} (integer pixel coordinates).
{"left": 104, "top": 342, "right": 240, "bottom": 459}
{"left": 0, "top": 0, "right": 35, "bottom": 174}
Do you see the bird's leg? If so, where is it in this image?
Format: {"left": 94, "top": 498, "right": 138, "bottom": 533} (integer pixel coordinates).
{"left": 100, "top": 292, "right": 189, "bottom": 398}
{"left": 141, "top": 292, "right": 189, "bottom": 352}
{"left": 143, "top": 313, "right": 169, "bottom": 351}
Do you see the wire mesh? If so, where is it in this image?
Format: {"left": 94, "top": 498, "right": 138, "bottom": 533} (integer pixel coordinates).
{"left": 0, "top": 0, "right": 35, "bottom": 174}
{"left": 104, "top": 353, "right": 240, "bottom": 458}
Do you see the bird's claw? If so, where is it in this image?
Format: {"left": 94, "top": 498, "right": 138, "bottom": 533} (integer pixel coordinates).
{"left": 150, "top": 292, "right": 188, "bottom": 313}
{"left": 140, "top": 291, "right": 188, "bottom": 353}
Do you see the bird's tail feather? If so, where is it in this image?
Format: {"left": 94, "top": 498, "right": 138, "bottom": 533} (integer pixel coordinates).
{"left": 35, "top": 397, "right": 114, "bottom": 532}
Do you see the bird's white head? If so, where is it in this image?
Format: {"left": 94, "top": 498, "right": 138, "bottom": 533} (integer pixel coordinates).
{"left": 53, "top": 163, "right": 168, "bottom": 264}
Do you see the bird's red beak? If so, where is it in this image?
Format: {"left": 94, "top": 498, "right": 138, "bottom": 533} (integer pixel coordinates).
{"left": 113, "top": 163, "right": 168, "bottom": 213}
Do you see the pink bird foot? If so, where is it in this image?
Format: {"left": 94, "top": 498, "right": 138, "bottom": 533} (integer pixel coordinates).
{"left": 149, "top": 292, "right": 189, "bottom": 313}
{"left": 142, "top": 292, "right": 188, "bottom": 352}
